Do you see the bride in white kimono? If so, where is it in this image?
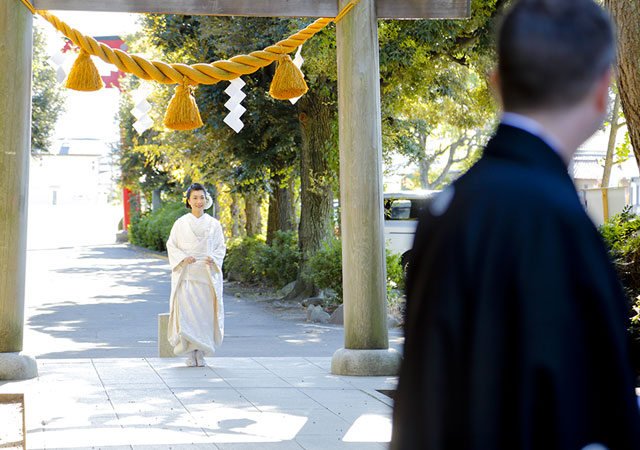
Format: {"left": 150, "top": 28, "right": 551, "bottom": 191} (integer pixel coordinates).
{"left": 166, "top": 183, "right": 226, "bottom": 367}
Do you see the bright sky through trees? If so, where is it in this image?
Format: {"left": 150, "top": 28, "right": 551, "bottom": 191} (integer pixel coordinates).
{"left": 36, "top": 11, "right": 139, "bottom": 143}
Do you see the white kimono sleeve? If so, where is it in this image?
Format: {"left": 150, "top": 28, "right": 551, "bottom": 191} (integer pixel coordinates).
{"left": 208, "top": 220, "right": 226, "bottom": 274}
{"left": 166, "top": 220, "right": 190, "bottom": 271}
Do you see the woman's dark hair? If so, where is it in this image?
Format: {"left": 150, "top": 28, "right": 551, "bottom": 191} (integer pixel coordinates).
{"left": 185, "top": 183, "right": 206, "bottom": 209}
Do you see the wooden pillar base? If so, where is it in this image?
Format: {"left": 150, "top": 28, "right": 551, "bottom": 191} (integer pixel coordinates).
{"left": 331, "top": 348, "right": 401, "bottom": 376}
{"left": 0, "top": 353, "right": 38, "bottom": 380}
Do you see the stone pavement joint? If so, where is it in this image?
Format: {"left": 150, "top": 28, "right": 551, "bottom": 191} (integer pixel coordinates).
{"left": 0, "top": 357, "right": 396, "bottom": 450}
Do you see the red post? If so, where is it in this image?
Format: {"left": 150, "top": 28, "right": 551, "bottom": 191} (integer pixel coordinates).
{"left": 123, "top": 186, "right": 132, "bottom": 229}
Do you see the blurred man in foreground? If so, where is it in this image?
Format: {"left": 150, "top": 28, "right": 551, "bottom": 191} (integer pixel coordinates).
{"left": 391, "top": 0, "right": 640, "bottom": 448}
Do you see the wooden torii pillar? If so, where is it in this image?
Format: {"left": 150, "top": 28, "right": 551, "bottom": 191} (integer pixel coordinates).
{"left": 0, "top": 0, "right": 38, "bottom": 380}
{"left": 0, "top": 0, "right": 470, "bottom": 379}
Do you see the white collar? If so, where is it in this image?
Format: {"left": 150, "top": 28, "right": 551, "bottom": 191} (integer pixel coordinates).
{"left": 189, "top": 212, "right": 208, "bottom": 221}
{"left": 501, "top": 112, "right": 564, "bottom": 157}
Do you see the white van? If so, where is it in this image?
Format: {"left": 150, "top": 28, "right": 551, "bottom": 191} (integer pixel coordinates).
{"left": 383, "top": 190, "right": 439, "bottom": 267}
{"left": 332, "top": 190, "right": 439, "bottom": 267}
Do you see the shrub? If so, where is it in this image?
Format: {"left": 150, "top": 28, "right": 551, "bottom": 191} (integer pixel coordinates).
{"left": 129, "top": 201, "right": 186, "bottom": 252}
{"left": 306, "top": 237, "right": 343, "bottom": 302}
{"left": 600, "top": 206, "right": 640, "bottom": 258}
{"left": 223, "top": 231, "right": 300, "bottom": 287}
{"left": 261, "top": 231, "right": 301, "bottom": 288}
{"left": 386, "top": 249, "right": 406, "bottom": 301}
{"left": 599, "top": 206, "right": 640, "bottom": 356}
{"left": 306, "top": 237, "right": 405, "bottom": 305}
{"left": 223, "top": 235, "right": 269, "bottom": 283}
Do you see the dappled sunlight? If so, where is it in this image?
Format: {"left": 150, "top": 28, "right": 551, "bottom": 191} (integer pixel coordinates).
{"left": 342, "top": 413, "right": 393, "bottom": 443}
{"left": 192, "top": 408, "right": 308, "bottom": 442}
{"left": 0, "top": 357, "right": 397, "bottom": 449}
{"left": 24, "top": 244, "right": 172, "bottom": 358}
{"left": 282, "top": 337, "right": 323, "bottom": 344}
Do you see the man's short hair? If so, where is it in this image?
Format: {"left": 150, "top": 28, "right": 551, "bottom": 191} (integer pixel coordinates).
{"left": 498, "top": 0, "right": 615, "bottom": 112}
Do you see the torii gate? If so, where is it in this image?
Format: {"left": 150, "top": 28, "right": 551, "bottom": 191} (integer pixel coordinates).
{"left": 0, "top": 0, "right": 470, "bottom": 379}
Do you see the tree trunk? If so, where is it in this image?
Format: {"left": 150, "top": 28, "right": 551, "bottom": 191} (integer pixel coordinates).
{"left": 209, "top": 184, "right": 221, "bottom": 219}
{"left": 266, "top": 171, "right": 295, "bottom": 244}
{"left": 298, "top": 90, "right": 334, "bottom": 264}
{"left": 230, "top": 192, "right": 241, "bottom": 238}
{"left": 267, "top": 174, "right": 294, "bottom": 244}
{"left": 243, "top": 192, "right": 262, "bottom": 236}
{"left": 283, "top": 90, "right": 334, "bottom": 300}
{"left": 278, "top": 178, "right": 294, "bottom": 234}
{"left": 151, "top": 189, "right": 162, "bottom": 211}
{"left": 606, "top": 0, "right": 640, "bottom": 168}
{"left": 289, "top": 175, "right": 298, "bottom": 227}
{"left": 266, "top": 187, "right": 278, "bottom": 245}
{"left": 267, "top": 191, "right": 280, "bottom": 245}
{"left": 418, "top": 159, "right": 431, "bottom": 189}
{"left": 602, "top": 92, "right": 621, "bottom": 188}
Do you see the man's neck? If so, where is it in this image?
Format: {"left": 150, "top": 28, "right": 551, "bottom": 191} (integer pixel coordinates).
{"left": 503, "top": 108, "right": 596, "bottom": 165}
{"left": 501, "top": 112, "right": 566, "bottom": 161}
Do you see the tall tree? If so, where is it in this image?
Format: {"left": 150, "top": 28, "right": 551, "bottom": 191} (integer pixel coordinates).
{"left": 296, "top": 89, "right": 335, "bottom": 278}
{"left": 605, "top": 0, "right": 640, "bottom": 168}
{"left": 139, "top": 14, "right": 340, "bottom": 285}
{"left": 293, "top": 31, "right": 338, "bottom": 290}
{"left": 266, "top": 167, "right": 295, "bottom": 243}
{"left": 122, "top": 3, "right": 508, "bottom": 295}
{"left": 31, "top": 25, "right": 65, "bottom": 153}
{"left": 379, "top": 0, "right": 507, "bottom": 188}
{"left": 601, "top": 89, "right": 629, "bottom": 188}
{"left": 141, "top": 14, "right": 301, "bottom": 235}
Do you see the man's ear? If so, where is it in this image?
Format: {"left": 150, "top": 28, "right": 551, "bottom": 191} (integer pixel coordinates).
{"left": 594, "top": 68, "right": 613, "bottom": 114}
{"left": 488, "top": 69, "right": 502, "bottom": 107}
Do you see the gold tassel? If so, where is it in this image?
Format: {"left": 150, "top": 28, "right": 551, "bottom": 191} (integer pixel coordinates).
{"left": 163, "top": 83, "right": 204, "bottom": 131}
{"left": 269, "top": 53, "right": 308, "bottom": 100}
{"left": 64, "top": 49, "right": 104, "bottom": 91}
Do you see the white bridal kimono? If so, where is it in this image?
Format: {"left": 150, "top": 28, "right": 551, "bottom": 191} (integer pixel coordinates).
{"left": 166, "top": 213, "right": 226, "bottom": 356}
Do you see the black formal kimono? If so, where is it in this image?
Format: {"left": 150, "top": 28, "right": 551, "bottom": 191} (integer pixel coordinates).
{"left": 391, "top": 125, "right": 640, "bottom": 450}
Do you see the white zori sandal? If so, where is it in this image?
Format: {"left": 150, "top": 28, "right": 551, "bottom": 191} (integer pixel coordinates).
{"left": 185, "top": 351, "right": 197, "bottom": 367}
{"left": 195, "top": 350, "right": 206, "bottom": 367}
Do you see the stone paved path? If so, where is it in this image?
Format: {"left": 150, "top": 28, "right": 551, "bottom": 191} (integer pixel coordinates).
{"left": 24, "top": 243, "right": 403, "bottom": 359}
{"left": 7, "top": 205, "right": 401, "bottom": 449}
{"left": 1, "top": 356, "right": 397, "bottom": 449}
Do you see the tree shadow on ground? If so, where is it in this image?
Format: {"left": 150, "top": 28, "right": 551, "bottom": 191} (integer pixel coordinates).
{"left": 27, "top": 245, "right": 172, "bottom": 358}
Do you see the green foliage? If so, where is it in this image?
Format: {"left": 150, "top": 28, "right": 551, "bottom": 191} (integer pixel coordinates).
{"left": 386, "top": 249, "right": 406, "bottom": 297}
{"left": 129, "top": 201, "right": 187, "bottom": 251}
{"left": 126, "top": 5, "right": 507, "bottom": 197}
{"left": 223, "top": 235, "right": 269, "bottom": 283}
{"left": 599, "top": 206, "right": 640, "bottom": 256}
{"left": 138, "top": 15, "right": 303, "bottom": 194}
{"left": 615, "top": 131, "right": 632, "bottom": 165}
{"left": 306, "top": 237, "right": 343, "bottom": 302}
{"left": 31, "top": 26, "right": 65, "bottom": 153}
{"left": 379, "top": 1, "right": 505, "bottom": 188}
{"left": 223, "top": 231, "right": 300, "bottom": 287}
{"left": 261, "top": 231, "right": 301, "bottom": 288}
{"left": 305, "top": 237, "right": 405, "bottom": 305}
{"left": 599, "top": 206, "right": 640, "bottom": 344}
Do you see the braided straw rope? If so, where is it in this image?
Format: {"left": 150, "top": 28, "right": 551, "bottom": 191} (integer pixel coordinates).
{"left": 37, "top": 10, "right": 333, "bottom": 86}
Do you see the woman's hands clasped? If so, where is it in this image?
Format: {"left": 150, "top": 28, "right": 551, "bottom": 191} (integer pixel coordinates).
{"left": 183, "top": 256, "right": 215, "bottom": 266}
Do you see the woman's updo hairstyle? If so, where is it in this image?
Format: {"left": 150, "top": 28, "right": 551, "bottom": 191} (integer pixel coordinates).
{"left": 185, "top": 183, "right": 208, "bottom": 209}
